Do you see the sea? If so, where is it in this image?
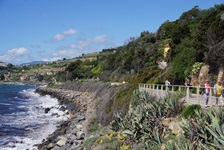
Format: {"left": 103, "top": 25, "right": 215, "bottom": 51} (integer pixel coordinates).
{"left": 0, "top": 84, "right": 69, "bottom": 150}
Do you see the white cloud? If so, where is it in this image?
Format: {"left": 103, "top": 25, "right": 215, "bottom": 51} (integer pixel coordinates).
{"left": 50, "top": 34, "right": 112, "bottom": 59}
{"left": 58, "top": 49, "right": 79, "bottom": 56}
{"left": 93, "top": 35, "right": 110, "bottom": 44}
{"left": 72, "top": 34, "right": 110, "bottom": 49}
{"left": 7, "top": 47, "right": 29, "bottom": 56}
{"left": 43, "top": 57, "right": 62, "bottom": 62}
{"left": 52, "top": 28, "right": 79, "bottom": 41}
{"left": 53, "top": 34, "right": 65, "bottom": 41}
{"left": 0, "top": 47, "right": 30, "bottom": 64}
{"left": 62, "top": 29, "right": 78, "bottom": 35}
{"left": 41, "top": 34, "right": 113, "bottom": 62}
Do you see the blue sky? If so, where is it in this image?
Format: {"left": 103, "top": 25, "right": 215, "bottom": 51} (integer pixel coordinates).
{"left": 0, "top": 0, "right": 223, "bottom": 65}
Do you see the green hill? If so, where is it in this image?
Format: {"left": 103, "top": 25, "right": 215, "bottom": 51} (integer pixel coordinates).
{"left": 61, "top": 4, "right": 224, "bottom": 85}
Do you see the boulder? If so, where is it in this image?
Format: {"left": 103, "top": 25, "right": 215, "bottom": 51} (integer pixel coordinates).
{"left": 56, "top": 138, "right": 67, "bottom": 147}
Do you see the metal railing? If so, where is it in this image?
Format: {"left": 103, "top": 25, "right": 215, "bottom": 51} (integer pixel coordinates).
{"left": 139, "top": 83, "right": 223, "bottom": 107}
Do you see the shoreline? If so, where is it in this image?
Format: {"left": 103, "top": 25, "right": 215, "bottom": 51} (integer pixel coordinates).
{"left": 0, "top": 85, "right": 68, "bottom": 150}
{"left": 0, "top": 81, "right": 48, "bottom": 86}
{"left": 33, "top": 81, "right": 126, "bottom": 150}
{"left": 35, "top": 87, "right": 92, "bottom": 150}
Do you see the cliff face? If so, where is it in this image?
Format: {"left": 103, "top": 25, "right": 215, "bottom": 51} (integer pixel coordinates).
{"left": 191, "top": 65, "right": 224, "bottom": 86}
{"left": 35, "top": 81, "right": 128, "bottom": 149}
{"left": 36, "top": 81, "right": 128, "bottom": 131}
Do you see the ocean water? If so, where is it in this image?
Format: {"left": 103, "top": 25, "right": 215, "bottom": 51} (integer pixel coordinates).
{"left": 0, "top": 84, "right": 68, "bottom": 150}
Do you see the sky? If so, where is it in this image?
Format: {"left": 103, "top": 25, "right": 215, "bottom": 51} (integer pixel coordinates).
{"left": 0, "top": 0, "right": 223, "bottom": 65}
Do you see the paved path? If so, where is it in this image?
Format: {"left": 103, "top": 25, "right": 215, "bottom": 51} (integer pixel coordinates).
{"left": 139, "top": 84, "right": 224, "bottom": 108}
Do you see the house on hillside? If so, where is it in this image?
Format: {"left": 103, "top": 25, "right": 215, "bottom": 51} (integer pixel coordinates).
{"left": 164, "top": 44, "right": 170, "bottom": 59}
{"left": 20, "top": 75, "right": 29, "bottom": 81}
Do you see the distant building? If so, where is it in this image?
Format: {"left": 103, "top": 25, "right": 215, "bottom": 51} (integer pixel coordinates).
{"left": 164, "top": 44, "right": 170, "bottom": 59}
{"left": 20, "top": 75, "right": 29, "bottom": 81}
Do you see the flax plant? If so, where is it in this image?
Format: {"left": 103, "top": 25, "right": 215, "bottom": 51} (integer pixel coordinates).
{"left": 110, "top": 90, "right": 184, "bottom": 149}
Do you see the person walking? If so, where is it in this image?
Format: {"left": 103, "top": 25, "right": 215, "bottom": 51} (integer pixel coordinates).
{"left": 165, "top": 79, "right": 171, "bottom": 91}
{"left": 213, "top": 80, "right": 223, "bottom": 106}
{"left": 204, "top": 80, "right": 211, "bottom": 107}
{"left": 165, "top": 79, "right": 170, "bottom": 86}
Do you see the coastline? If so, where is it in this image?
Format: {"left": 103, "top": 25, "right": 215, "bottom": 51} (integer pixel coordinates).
{"left": 34, "top": 81, "right": 127, "bottom": 150}
{"left": 35, "top": 87, "right": 92, "bottom": 150}
{"left": 0, "top": 81, "right": 48, "bottom": 86}
{"left": 0, "top": 84, "right": 68, "bottom": 150}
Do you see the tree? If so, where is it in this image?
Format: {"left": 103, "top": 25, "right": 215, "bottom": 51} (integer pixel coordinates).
{"left": 172, "top": 38, "right": 196, "bottom": 83}
{"left": 0, "top": 74, "right": 5, "bottom": 80}
{"left": 7, "top": 63, "right": 14, "bottom": 69}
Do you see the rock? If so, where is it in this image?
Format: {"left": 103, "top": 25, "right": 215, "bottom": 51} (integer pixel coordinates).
{"left": 47, "top": 143, "right": 54, "bottom": 149}
{"left": 68, "top": 145, "right": 83, "bottom": 150}
{"left": 59, "top": 105, "right": 66, "bottom": 111}
{"left": 51, "top": 113, "right": 59, "bottom": 117}
{"left": 56, "top": 138, "right": 67, "bottom": 147}
{"left": 45, "top": 107, "right": 51, "bottom": 113}
{"left": 171, "top": 123, "right": 183, "bottom": 135}
{"left": 76, "top": 124, "right": 83, "bottom": 130}
{"left": 162, "top": 118, "right": 172, "bottom": 126}
{"left": 76, "top": 131, "right": 85, "bottom": 140}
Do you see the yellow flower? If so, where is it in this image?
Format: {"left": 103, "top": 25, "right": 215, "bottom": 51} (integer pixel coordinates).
{"left": 120, "top": 145, "right": 131, "bottom": 150}
{"left": 96, "top": 138, "right": 103, "bottom": 144}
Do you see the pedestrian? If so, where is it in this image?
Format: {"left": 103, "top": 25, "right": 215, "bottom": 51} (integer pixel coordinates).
{"left": 165, "top": 79, "right": 170, "bottom": 86}
{"left": 213, "top": 80, "right": 223, "bottom": 106}
{"left": 203, "top": 80, "right": 211, "bottom": 107}
{"left": 165, "top": 79, "right": 171, "bottom": 91}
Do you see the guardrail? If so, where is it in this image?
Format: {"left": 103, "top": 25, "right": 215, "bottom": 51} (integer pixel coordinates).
{"left": 139, "top": 83, "right": 223, "bottom": 107}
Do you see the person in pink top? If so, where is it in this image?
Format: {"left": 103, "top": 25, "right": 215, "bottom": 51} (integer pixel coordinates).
{"left": 204, "top": 80, "right": 211, "bottom": 107}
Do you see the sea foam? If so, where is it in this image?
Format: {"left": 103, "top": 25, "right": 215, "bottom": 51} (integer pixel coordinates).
{"left": 0, "top": 88, "right": 69, "bottom": 150}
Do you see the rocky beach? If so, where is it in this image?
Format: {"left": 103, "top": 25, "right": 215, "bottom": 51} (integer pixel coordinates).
{"left": 34, "top": 81, "right": 127, "bottom": 150}
{"left": 35, "top": 88, "right": 92, "bottom": 150}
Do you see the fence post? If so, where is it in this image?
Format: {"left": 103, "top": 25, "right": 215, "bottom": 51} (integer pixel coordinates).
{"left": 139, "top": 84, "right": 141, "bottom": 91}
{"left": 152, "top": 84, "right": 155, "bottom": 95}
{"left": 197, "top": 86, "right": 199, "bottom": 104}
{"left": 186, "top": 86, "right": 190, "bottom": 103}
{"left": 209, "top": 88, "right": 212, "bottom": 106}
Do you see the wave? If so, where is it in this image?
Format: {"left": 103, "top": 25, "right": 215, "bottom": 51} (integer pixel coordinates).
{"left": 0, "top": 103, "right": 12, "bottom": 106}
{"left": 0, "top": 87, "right": 69, "bottom": 150}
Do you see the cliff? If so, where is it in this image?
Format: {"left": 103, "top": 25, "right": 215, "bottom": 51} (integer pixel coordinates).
{"left": 35, "top": 81, "right": 129, "bottom": 149}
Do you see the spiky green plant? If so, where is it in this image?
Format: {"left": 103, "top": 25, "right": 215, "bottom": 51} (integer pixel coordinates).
{"left": 181, "top": 108, "right": 224, "bottom": 149}
{"left": 110, "top": 90, "right": 185, "bottom": 148}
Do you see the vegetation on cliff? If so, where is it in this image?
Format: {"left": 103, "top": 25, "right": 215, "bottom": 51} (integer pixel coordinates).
{"left": 61, "top": 4, "right": 224, "bottom": 85}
